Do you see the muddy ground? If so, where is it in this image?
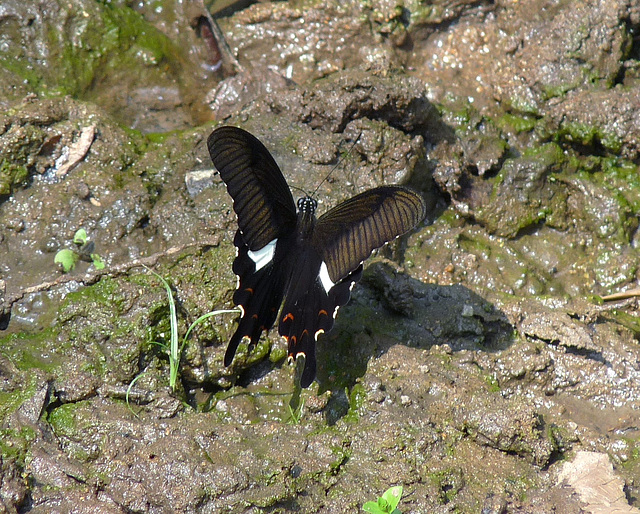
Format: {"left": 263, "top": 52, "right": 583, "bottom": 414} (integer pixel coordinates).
{"left": 1, "top": 0, "right": 640, "bottom": 512}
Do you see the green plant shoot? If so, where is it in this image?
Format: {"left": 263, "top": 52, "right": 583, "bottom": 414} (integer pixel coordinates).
{"left": 73, "top": 228, "right": 88, "bottom": 245}
{"left": 143, "top": 265, "right": 239, "bottom": 392}
{"left": 363, "top": 486, "right": 403, "bottom": 514}
{"left": 54, "top": 249, "right": 79, "bottom": 272}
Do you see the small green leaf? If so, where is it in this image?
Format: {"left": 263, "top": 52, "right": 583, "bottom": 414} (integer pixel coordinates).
{"left": 91, "top": 253, "right": 105, "bottom": 270}
{"left": 381, "top": 486, "right": 402, "bottom": 510}
{"left": 54, "top": 249, "right": 79, "bottom": 272}
{"left": 73, "top": 228, "right": 88, "bottom": 245}
{"left": 362, "top": 501, "right": 385, "bottom": 514}
{"left": 363, "top": 487, "right": 403, "bottom": 514}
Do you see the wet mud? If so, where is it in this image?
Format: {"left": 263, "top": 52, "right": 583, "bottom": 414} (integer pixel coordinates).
{"left": 2, "top": 0, "right": 640, "bottom": 512}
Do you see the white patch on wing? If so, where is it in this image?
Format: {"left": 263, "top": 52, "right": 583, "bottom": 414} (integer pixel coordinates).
{"left": 247, "top": 238, "right": 277, "bottom": 271}
{"left": 314, "top": 329, "right": 325, "bottom": 341}
{"left": 319, "top": 261, "right": 335, "bottom": 293}
{"left": 238, "top": 304, "right": 245, "bottom": 318}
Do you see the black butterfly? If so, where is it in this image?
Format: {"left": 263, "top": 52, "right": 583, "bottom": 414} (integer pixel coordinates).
{"left": 208, "top": 126, "right": 426, "bottom": 387}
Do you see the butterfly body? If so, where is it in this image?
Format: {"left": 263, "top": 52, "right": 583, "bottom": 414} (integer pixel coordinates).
{"left": 208, "top": 126, "right": 426, "bottom": 387}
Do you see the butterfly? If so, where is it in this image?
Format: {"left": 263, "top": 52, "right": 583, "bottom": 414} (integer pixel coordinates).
{"left": 207, "top": 126, "right": 426, "bottom": 387}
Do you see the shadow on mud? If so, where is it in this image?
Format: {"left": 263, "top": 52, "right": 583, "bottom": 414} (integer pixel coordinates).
{"left": 314, "top": 261, "right": 514, "bottom": 424}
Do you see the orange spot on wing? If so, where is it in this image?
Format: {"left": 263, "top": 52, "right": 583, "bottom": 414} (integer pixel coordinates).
{"left": 282, "top": 313, "right": 294, "bottom": 323}
{"left": 318, "top": 309, "right": 328, "bottom": 317}
{"left": 244, "top": 287, "right": 254, "bottom": 294}
{"left": 252, "top": 314, "right": 258, "bottom": 320}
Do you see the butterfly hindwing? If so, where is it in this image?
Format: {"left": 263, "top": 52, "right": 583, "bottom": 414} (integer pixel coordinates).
{"left": 223, "top": 231, "right": 291, "bottom": 366}
{"left": 277, "top": 241, "right": 364, "bottom": 387}
{"left": 207, "top": 126, "right": 297, "bottom": 250}
{"left": 312, "top": 186, "right": 427, "bottom": 283}
{"left": 279, "top": 257, "right": 363, "bottom": 388}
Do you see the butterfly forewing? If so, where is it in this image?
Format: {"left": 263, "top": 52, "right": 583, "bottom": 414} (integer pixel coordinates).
{"left": 312, "top": 186, "right": 426, "bottom": 283}
{"left": 207, "top": 126, "right": 297, "bottom": 250}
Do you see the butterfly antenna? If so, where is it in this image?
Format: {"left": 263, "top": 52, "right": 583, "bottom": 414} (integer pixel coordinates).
{"left": 289, "top": 184, "right": 309, "bottom": 198}
{"left": 311, "top": 131, "right": 362, "bottom": 198}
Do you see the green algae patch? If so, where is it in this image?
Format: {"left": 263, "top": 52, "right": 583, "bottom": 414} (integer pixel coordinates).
{"left": 0, "top": 328, "right": 64, "bottom": 375}
{"left": 554, "top": 120, "right": 624, "bottom": 155}
{"left": 0, "top": 122, "right": 48, "bottom": 194}
{"left": 0, "top": 427, "right": 36, "bottom": 466}
{"left": 46, "top": 401, "right": 115, "bottom": 464}
{"left": 55, "top": 276, "right": 161, "bottom": 383}
{"left": 0, "top": 160, "right": 29, "bottom": 196}
{"left": 344, "top": 383, "right": 367, "bottom": 423}
{"left": 47, "top": 403, "right": 85, "bottom": 441}
{"left": 0, "top": 370, "right": 46, "bottom": 421}
{"left": 497, "top": 113, "right": 538, "bottom": 134}
{"left": 474, "top": 143, "right": 568, "bottom": 238}
{"left": 0, "top": 0, "right": 181, "bottom": 99}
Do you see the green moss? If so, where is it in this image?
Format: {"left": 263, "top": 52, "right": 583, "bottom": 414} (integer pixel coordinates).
{"left": 541, "top": 80, "right": 579, "bottom": 101}
{"left": 508, "top": 94, "right": 540, "bottom": 116}
{"left": 0, "top": 427, "right": 36, "bottom": 465}
{"left": 145, "top": 132, "right": 170, "bottom": 144}
{"left": 0, "top": 328, "right": 64, "bottom": 375}
{"left": 483, "top": 373, "right": 501, "bottom": 393}
{"left": 0, "top": 372, "right": 41, "bottom": 420}
{"left": 1, "top": 1, "right": 180, "bottom": 98}
{"left": 343, "top": 383, "right": 367, "bottom": 423}
{"left": 497, "top": 113, "right": 538, "bottom": 133}
{"left": 521, "top": 141, "right": 565, "bottom": 164}
{"left": 62, "top": 3, "right": 178, "bottom": 96}
{"left": 590, "top": 158, "right": 640, "bottom": 212}
{"left": 0, "top": 57, "right": 44, "bottom": 92}
{"left": 55, "top": 276, "right": 159, "bottom": 381}
{"left": 555, "top": 121, "right": 623, "bottom": 154}
{"left": 406, "top": 2, "right": 444, "bottom": 25}
{"left": 428, "top": 468, "right": 465, "bottom": 503}
{"left": 47, "top": 403, "right": 82, "bottom": 439}
{"left": 329, "top": 444, "right": 351, "bottom": 475}
{"left": 601, "top": 310, "right": 640, "bottom": 337}
{"left": 46, "top": 402, "right": 96, "bottom": 463}
{"left": 268, "top": 345, "right": 287, "bottom": 364}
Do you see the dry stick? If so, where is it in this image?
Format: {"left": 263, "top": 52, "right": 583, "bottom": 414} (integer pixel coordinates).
{"left": 2, "top": 242, "right": 218, "bottom": 312}
{"left": 200, "top": 0, "right": 244, "bottom": 74}
{"left": 601, "top": 288, "right": 640, "bottom": 301}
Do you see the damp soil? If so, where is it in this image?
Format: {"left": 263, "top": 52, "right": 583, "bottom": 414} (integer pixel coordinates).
{"left": 2, "top": 0, "right": 640, "bottom": 512}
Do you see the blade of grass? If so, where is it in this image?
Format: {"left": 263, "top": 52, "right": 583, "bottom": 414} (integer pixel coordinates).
{"left": 143, "top": 265, "right": 179, "bottom": 390}
{"left": 182, "top": 309, "right": 239, "bottom": 352}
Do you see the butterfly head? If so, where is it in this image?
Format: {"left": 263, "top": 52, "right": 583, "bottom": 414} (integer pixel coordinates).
{"left": 296, "top": 196, "right": 318, "bottom": 215}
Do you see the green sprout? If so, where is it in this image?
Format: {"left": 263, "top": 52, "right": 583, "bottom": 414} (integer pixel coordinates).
{"left": 363, "top": 486, "right": 403, "bottom": 514}
{"left": 54, "top": 228, "right": 105, "bottom": 272}
{"left": 127, "top": 266, "right": 238, "bottom": 404}
{"left": 286, "top": 397, "right": 304, "bottom": 424}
